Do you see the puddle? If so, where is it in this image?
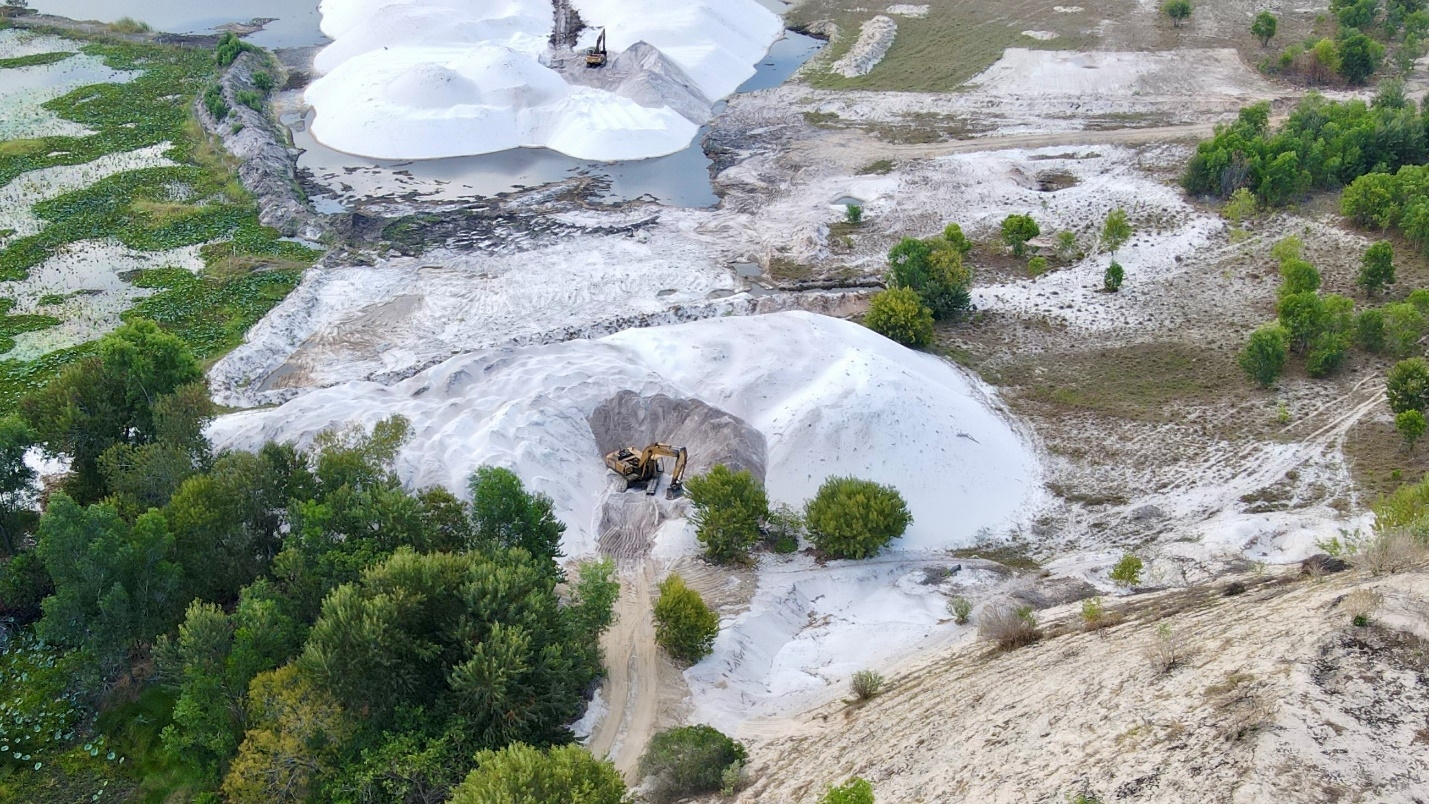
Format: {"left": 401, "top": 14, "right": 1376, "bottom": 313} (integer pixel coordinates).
{"left": 0, "top": 32, "right": 140, "bottom": 140}
{"left": 734, "top": 262, "right": 762, "bottom": 278}
{"left": 292, "top": 30, "right": 823, "bottom": 209}
{"left": 832, "top": 196, "right": 865, "bottom": 206}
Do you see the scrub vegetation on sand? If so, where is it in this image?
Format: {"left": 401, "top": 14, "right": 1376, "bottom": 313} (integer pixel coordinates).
{"left": 0, "top": 35, "right": 319, "bottom": 404}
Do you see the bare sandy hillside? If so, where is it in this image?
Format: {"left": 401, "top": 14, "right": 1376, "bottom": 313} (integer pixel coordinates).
{"left": 717, "top": 567, "right": 1429, "bottom": 803}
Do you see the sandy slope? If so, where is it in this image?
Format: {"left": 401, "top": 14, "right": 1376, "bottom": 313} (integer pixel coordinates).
{"left": 721, "top": 567, "right": 1429, "bottom": 803}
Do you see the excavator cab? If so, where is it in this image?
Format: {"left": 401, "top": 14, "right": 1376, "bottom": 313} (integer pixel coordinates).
{"left": 586, "top": 28, "right": 607, "bottom": 68}
{"left": 603, "top": 442, "right": 687, "bottom": 499}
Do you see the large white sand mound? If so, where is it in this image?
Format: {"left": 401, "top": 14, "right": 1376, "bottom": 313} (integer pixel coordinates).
{"left": 307, "top": 0, "right": 782, "bottom": 161}
{"left": 209, "top": 312, "right": 1038, "bottom": 558}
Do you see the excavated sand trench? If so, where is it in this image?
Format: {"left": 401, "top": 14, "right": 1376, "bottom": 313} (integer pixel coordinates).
{"left": 584, "top": 392, "right": 767, "bottom": 775}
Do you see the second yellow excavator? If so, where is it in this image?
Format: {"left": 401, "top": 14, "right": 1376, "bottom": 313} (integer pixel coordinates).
{"left": 604, "top": 442, "right": 688, "bottom": 498}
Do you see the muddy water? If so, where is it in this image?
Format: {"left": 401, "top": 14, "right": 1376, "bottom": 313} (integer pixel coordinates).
{"left": 292, "top": 30, "right": 824, "bottom": 209}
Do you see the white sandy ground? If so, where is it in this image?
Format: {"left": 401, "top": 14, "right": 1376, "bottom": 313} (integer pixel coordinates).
{"left": 306, "top": 0, "right": 781, "bottom": 160}
{"left": 722, "top": 568, "right": 1429, "bottom": 803}
{"left": 0, "top": 30, "right": 137, "bottom": 141}
{"left": 210, "top": 311, "right": 1040, "bottom": 558}
{"left": 1, "top": 241, "right": 204, "bottom": 360}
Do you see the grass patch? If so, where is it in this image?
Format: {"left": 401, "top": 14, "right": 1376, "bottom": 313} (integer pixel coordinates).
{"left": 108, "top": 17, "right": 153, "bottom": 35}
{"left": 993, "top": 342, "right": 1243, "bottom": 421}
{"left": 950, "top": 543, "right": 1041, "bottom": 570}
{"left": 855, "top": 158, "right": 895, "bottom": 175}
{"left": 0, "top": 310, "right": 60, "bottom": 355}
{"left": 0, "top": 52, "right": 75, "bottom": 70}
{"left": 125, "top": 264, "right": 303, "bottom": 359}
{"left": 766, "top": 256, "right": 814, "bottom": 283}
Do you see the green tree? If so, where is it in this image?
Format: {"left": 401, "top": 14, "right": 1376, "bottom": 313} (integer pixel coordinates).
{"left": 685, "top": 465, "right": 769, "bottom": 564}
{"left": 1100, "top": 208, "right": 1132, "bottom": 256}
{"left": 639, "top": 725, "right": 746, "bottom": 802}
{"left": 1000, "top": 214, "right": 1040, "bottom": 256}
{"left": 299, "top": 548, "right": 603, "bottom": 745}
{"left": 0, "top": 415, "right": 36, "bottom": 556}
{"left": 1162, "top": 0, "right": 1193, "bottom": 27}
{"left": 865, "top": 288, "right": 934, "bottom": 347}
{"left": 222, "top": 664, "right": 351, "bottom": 804}
{"left": 885, "top": 238, "right": 971, "bottom": 320}
{"left": 1382, "top": 301, "right": 1426, "bottom": 356}
{"left": 1055, "top": 230, "right": 1079, "bottom": 261}
{"left": 450, "top": 743, "right": 626, "bottom": 804}
{"left": 1355, "top": 308, "right": 1386, "bottom": 352}
{"left": 468, "top": 465, "right": 566, "bottom": 564}
{"left": 1387, "top": 357, "right": 1429, "bottom": 414}
{"left": 22, "top": 320, "right": 204, "bottom": 503}
{"left": 567, "top": 558, "right": 620, "bottom": 638}
{"left": 1337, "top": 31, "right": 1385, "bottom": 85}
{"left": 804, "top": 476, "right": 911, "bottom": 559}
{"left": 1397, "top": 409, "right": 1427, "bottom": 450}
{"left": 1278, "top": 258, "right": 1321, "bottom": 296}
{"left": 1358, "top": 241, "right": 1395, "bottom": 295}
{"left": 1028, "top": 256, "right": 1049, "bottom": 276}
{"left": 1239, "top": 324, "right": 1290, "bottom": 387}
{"left": 1109, "top": 554, "right": 1144, "bottom": 587}
{"left": 157, "top": 589, "right": 305, "bottom": 781}
{"left": 34, "top": 494, "right": 182, "bottom": 670}
{"left": 821, "top": 778, "right": 876, "bottom": 804}
{"left": 1251, "top": 11, "right": 1278, "bottom": 46}
{"left": 1277, "top": 291, "right": 1326, "bottom": 352}
{"left": 1103, "top": 261, "right": 1125, "bottom": 292}
{"left": 653, "top": 574, "right": 719, "bottom": 664}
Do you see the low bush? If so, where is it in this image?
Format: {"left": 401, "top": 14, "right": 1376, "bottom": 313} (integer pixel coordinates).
{"left": 977, "top": 603, "right": 1040, "bottom": 650}
{"left": 947, "top": 595, "right": 972, "bottom": 625}
{"left": 1359, "top": 528, "right": 1425, "bottom": 575}
{"left": 1143, "top": 622, "right": 1183, "bottom": 674}
{"left": 250, "top": 71, "right": 274, "bottom": 93}
{"left": 1080, "top": 596, "right": 1106, "bottom": 631}
{"left": 653, "top": 574, "right": 719, "bottom": 663}
{"left": 1027, "top": 256, "right": 1049, "bottom": 276}
{"left": 820, "top": 778, "right": 875, "bottom": 804}
{"left": 804, "top": 476, "right": 911, "bottom": 559}
{"left": 763, "top": 502, "right": 803, "bottom": 553}
{"left": 1342, "top": 588, "right": 1383, "bottom": 626}
{"left": 639, "top": 725, "right": 746, "bottom": 804}
{"left": 865, "top": 288, "right": 933, "bottom": 348}
{"left": 850, "top": 670, "right": 884, "bottom": 701}
{"left": 1000, "top": 214, "right": 1040, "bottom": 256}
{"left": 685, "top": 465, "right": 768, "bottom": 564}
{"left": 1109, "top": 554, "right": 1144, "bottom": 587}
{"left": 1239, "top": 324, "right": 1289, "bottom": 387}
{"left": 1103, "top": 261, "right": 1124, "bottom": 292}
{"left": 449, "top": 744, "right": 626, "bottom": 804}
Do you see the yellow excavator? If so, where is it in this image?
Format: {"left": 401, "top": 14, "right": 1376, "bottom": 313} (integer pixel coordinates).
{"left": 585, "top": 28, "right": 608, "bottom": 68}
{"left": 604, "top": 442, "right": 688, "bottom": 498}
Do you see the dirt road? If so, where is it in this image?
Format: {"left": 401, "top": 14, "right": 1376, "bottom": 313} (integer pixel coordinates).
{"left": 586, "top": 562, "right": 662, "bottom": 778}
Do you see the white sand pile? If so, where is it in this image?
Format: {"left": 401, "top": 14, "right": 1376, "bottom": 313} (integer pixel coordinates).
{"left": 885, "top": 4, "right": 928, "bottom": 17}
{"left": 209, "top": 311, "right": 1038, "bottom": 559}
{"left": 306, "top": 0, "right": 781, "bottom": 160}
{"left": 829, "top": 15, "right": 897, "bottom": 78}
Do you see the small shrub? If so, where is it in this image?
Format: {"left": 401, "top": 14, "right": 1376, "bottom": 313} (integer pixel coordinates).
{"left": 1080, "top": 596, "right": 1106, "bottom": 630}
{"left": 850, "top": 670, "right": 884, "bottom": 700}
{"left": 1224, "top": 187, "right": 1258, "bottom": 223}
{"left": 1101, "top": 208, "right": 1132, "bottom": 255}
{"left": 234, "top": 89, "right": 264, "bottom": 111}
{"left": 804, "top": 476, "right": 911, "bottom": 559}
{"left": 251, "top": 70, "right": 275, "bottom": 93}
{"left": 216, "top": 32, "right": 252, "bottom": 67}
{"left": 1110, "top": 554, "right": 1144, "bottom": 587}
{"left": 640, "top": 725, "right": 746, "bottom": 804}
{"left": 1028, "top": 256, "right": 1049, "bottom": 276}
{"left": 1397, "top": 409, "right": 1426, "bottom": 450}
{"left": 1278, "top": 258, "right": 1320, "bottom": 296}
{"left": 978, "top": 603, "right": 1040, "bottom": 650}
{"left": 203, "top": 85, "right": 230, "bottom": 121}
{"left": 1000, "top": 214, "right": 1040, "bottom": 256}
{"left": 1358, "top": 528, "right": 1425, "bottom": 575}
{"left": 845, "top": 204, "right": 863, "bottom": 224}
{"left": 943, "top": 222, "right": 972, "bottom": 254}
{"left": 653, "top": 574, "right": 719, "bottom": 663}
{"left": 686, "top": 465, "right": 769, "bottom": 564}
{"left": 947, "top": 595, "right": 972, "bottom": 625}
{"left": 865, "top": 288, "right": 934, "bottom": 348}
{"left": 1239, "top": 324, "right": 1289, "bottom": 388}
{"left": 820, "top": 778, "right": 875, "bottom": 804}
{"left": 763, "top": 502, "right": 804, "bottom": 553}
{"left": 1103, "top": 261, "right": 1124, "bottom": 292}
{"left": 1358, "top": 241, "right": 1395, "bottom": 296}
{"left": 1055, "top": 230, "right": 1078, "bottom": 261}
{"left": 1162, "top": 0, "right": 1193, "bottom": 27}
{"left": 1342, "top": 588, "right": 1383, "bottom": 626}
{"left": 1143, "top": 622, "right": 1182, "bottom": 674}
{"left": 449, "top": 744, "right": 626, "bottom": 804}
{"left": 1354, "top": 308, "right": 1385, "bottom": 352}
{"left": 1251, "top": 11, "right": 1277, "bottom": 46}
{"left": 720, "top": 761, "right": 745, "bottom": 796}
{"left": 1270, "top": 235, "right": 1303, "bottom": 263}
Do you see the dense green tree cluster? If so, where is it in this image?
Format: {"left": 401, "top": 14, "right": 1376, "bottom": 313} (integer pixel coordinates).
{"left": 1342, "top": 164, "right": 1429, "bottom": 252}
{"left": 0, "top": 323, "right": 621, "bottom": 802}
{"left": 1183, "top": 95, "right": 1427, "bottom": 204}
